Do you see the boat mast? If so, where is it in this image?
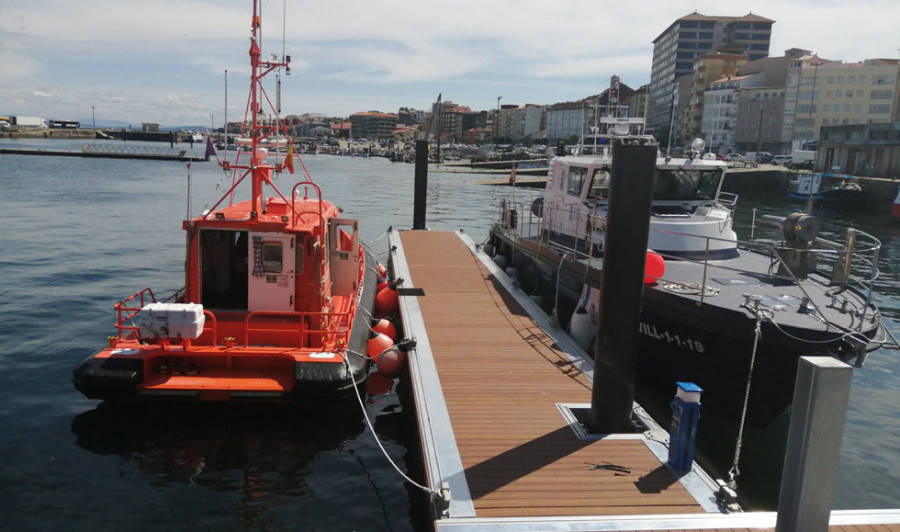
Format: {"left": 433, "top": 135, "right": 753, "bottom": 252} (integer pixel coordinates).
{"left": 245, "top": 0, "right": 291, "bottom": 215}
{"left": 202, "top": 0, "right": 293, "bottom": 221}
{"left": 249, "top": 0, "right": 264, "bottom": 215}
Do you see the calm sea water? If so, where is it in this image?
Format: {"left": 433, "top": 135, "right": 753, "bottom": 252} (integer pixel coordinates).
{"left": 0, "top": 138, "right": 897, "bottom": 529}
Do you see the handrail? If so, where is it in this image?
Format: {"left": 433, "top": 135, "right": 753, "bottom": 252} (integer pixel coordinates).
{"left": 113, "top": 288, "right": 157, "bottom": 339}
{"left": 291, "top": 181, "right": 325, "bottom": 230}
{"left": 243, "top": 309, "right": 354, "bottom": 348}
{"left": 494, "top": 197, "right": 883, "bottom": 323}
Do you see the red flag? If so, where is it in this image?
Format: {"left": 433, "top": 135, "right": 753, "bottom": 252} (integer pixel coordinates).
{"left": 285, "top": 144, "right": 295, "bottom": 174}
{"left": 508, "top": 164, "right": 517, "bottom": 185}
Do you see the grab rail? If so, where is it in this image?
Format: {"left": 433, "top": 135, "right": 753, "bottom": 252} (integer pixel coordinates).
{"left": 493, "top": 196, "right": 883, "bottom": 323}
{"left": 113, "top": 288, "right": 157, "bottom": 339}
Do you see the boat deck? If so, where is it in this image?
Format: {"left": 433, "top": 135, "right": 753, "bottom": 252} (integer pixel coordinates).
{"left": 389, "top": 228, "right": 900, "bottom": 531}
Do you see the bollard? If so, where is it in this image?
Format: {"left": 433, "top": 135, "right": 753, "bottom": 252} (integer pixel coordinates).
{"left": 667, "top": 382, "right": 703, "bottom": 472}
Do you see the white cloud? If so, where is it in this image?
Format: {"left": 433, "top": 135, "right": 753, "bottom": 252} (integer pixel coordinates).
{"left": 1, "top": 0, "right": 897, "bottom": 123}
{"left": 0, "top": 51, "right": 42, "bottom": 80}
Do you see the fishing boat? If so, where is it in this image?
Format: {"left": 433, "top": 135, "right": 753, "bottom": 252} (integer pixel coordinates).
{"left": 73, "top": 0, "right": 381, "bottom": 402}
{"left": 485, "top": 79, "right": 887, "bottom": 426}
{"left": 786, "top": 172, "right": 866, "bottom": 208}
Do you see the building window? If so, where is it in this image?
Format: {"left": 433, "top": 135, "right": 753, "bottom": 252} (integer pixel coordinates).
{"left": 869, "top": 104, "right": 891, "bottom": 114}
{"left": 872, "top": 90, "right": 893, "bottom": 99}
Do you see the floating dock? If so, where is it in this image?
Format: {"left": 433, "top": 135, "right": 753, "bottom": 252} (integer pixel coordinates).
{"left": 0, "top": 144, "right": 207, "bottom": 162}
{"left": 388, "top": 228, "right": 900, "bottom": 531}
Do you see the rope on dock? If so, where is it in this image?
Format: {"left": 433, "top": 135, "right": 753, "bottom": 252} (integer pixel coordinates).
{"left": 342, "top": 351, "right": 443, "bottom": 501}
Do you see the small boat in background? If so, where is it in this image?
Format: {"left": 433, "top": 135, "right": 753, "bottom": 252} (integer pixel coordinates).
{"left": 787, "top": 172, "right": 866, "bottom": 209}
{"left": 73, "top": 0, "right": 383, "bottom": 403}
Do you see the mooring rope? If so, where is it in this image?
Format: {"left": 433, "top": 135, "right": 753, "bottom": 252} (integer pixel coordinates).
{"left": 727, "top": 314, "right": 766, "bottom": 487}
{"left": 551, "top": 252, "right": 570, "bottom": 324}
{"left": 342, "top": 354, "right": 441, "bottom": 500}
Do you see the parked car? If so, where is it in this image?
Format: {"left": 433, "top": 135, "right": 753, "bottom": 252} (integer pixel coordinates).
{"left": 755, "top": 152, "right": 774, "bottom": 164}
{"left": 771, "top": 155, "right": 792, "bottom": 166}
{"left": 724, "top": 153, "right": 742, "bottom": 162}
{"left": 786, "top": 160, "right": 814, "bottom": 171}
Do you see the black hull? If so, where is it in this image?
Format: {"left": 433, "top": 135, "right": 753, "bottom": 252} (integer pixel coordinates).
{"left": 489, "top": 227, "right": 882, "bottom": 427}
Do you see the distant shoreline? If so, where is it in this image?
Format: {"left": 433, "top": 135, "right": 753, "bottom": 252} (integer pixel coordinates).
{"left": 1, "top": 129, "right": 97, "bottom": 139}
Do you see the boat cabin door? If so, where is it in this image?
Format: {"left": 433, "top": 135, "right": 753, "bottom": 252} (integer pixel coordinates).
{"left": 328, "top": 218, "right": 360, "bottom": 294}
{"left": 247, "top": 232, "right": 296, "bottom": 312}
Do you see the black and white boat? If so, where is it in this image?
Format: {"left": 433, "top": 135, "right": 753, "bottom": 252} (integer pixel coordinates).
{"left": 485, "top": 89, "right": 887, "bottom": 426}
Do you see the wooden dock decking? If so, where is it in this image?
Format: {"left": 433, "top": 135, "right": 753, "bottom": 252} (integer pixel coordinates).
{"left": 388, "top": 228, "right": 900, "bottom": 532}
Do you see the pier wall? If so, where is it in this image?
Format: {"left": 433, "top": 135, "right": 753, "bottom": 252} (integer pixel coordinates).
{"left": 723, "top": 169, "right": 899, "bottom": 204}
{"left": 1, "top": 129, "right": 188, "bottom": 143}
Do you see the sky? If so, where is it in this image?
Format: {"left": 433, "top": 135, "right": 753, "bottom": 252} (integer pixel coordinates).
{"left": 2, "top": 0, "right": 898, "bottom": 127}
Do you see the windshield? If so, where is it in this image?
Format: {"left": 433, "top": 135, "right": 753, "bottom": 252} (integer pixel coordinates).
{"left": 652, "top": 168, "right": 723, "bottom": 201}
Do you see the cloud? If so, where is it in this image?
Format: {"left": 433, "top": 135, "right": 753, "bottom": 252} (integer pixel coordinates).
{"left": 2, "top": 0, "right": 897, "bottom": 124}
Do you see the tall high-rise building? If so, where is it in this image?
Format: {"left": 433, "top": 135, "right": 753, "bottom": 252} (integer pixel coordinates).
{"left": 647, "top": 12, "right": 774, "bottom": 141}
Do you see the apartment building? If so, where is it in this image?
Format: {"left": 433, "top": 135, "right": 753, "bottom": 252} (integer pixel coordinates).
{"left": 702, "top": 73, "right": 766, "bottom": 153}
{"left": 349, "top": 111, "right": 397, "bottom": 139}
{"left": 735, "top": 85, "right": 787, "bottom": 153}
{"left": 647, "top": 12, "right": 773, "bottom": 140}
{"left": 546, "top": 101, "right": 589, "bottom": 142}
{"left": 795, "top": 59, "right": 900, "bottom": 142}
{"left": 498, "top": 104, "right": 544, "bottom": 143}
{"left": 685, "top": 53, "right": 748, "bottom": 144}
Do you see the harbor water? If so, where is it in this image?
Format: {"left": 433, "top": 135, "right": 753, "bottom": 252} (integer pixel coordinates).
{"left": 0, "top": 138, "right": 898, "bottom": 529}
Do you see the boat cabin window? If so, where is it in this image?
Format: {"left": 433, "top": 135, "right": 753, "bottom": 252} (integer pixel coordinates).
{"left": 587, "top": 168, "right": 611, "bottom": 199}
{"left": 566, "top": 166, "right": 588, "bottom": 196}
{"left": 260, "top": 241, "right": 283, "bottom": 273}
{"left": 652, "top": 168, "right": 722, "bottom": 202}
{"left": 200, "top": 229, "right": 248, "bottom": 309}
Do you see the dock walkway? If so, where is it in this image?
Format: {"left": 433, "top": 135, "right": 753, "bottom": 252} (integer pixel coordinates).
{"left": 388, "top": 228, "right": 900, "bottom": 531}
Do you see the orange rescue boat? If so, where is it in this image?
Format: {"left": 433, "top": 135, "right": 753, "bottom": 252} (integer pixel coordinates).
{"left": 73, "top": 1, "right": 381, "bottom": 402}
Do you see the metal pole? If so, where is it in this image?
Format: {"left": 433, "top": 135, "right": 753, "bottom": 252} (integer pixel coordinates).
{"left": 588, "top": 140, "right": 658, "bottom": 433}
{"left": 413, "top": 140, "right": 429, "bottom": 230}
{"left": 776, "top": 357, "right": 852, "bottom": 532}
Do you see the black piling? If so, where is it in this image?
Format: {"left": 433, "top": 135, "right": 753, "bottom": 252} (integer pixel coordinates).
{"left": 413, "top": 139, "right": 428, "bottom": 230}
{"left": 588, "top": 140, "right": 658, "bottom": 434}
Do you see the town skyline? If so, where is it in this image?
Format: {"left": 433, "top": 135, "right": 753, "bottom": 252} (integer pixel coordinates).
{"left": 3, "top": 0, "right": 899, "bottom": 127}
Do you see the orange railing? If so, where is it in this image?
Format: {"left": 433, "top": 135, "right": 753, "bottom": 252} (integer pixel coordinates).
{"left": 113, "top": 288, "right": 157, "bottom": 339}
{"left": 240, "top": 309, "right": 354, "bottom": 349}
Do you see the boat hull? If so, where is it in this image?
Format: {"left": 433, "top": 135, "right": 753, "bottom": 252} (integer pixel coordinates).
{"left": 787, "top": 190, "right": 868, "bottom": 209}
{"left": 489, "top": 226, "right": 883, "bottom": 427}
{"left": 72, "top": 250, "right": 380, "bottom": 403}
